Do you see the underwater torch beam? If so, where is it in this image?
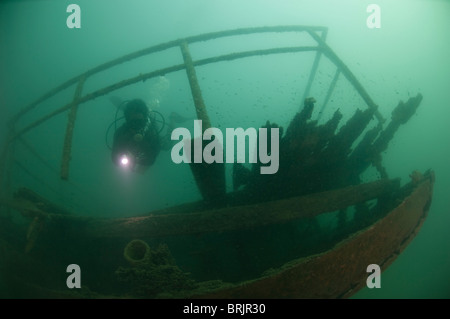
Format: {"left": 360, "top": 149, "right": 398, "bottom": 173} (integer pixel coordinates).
{"left": 60, "top": 75, "right": 86, "bottom": 181}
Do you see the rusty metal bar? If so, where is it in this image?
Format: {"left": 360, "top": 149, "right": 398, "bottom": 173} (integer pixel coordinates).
{"left": 307, "top": 30, "right": 385, "bottom": 123}
{"left": 60, "top": 76, "right": 86, "bottom": 180}
{"left": 193, "top": 46, "right": 317, "bottom": 67}
{"left": 16, "top": 137, "right": 96, "bottom": 201}
{"left": 7, "top": 46, "right": 318, "bottom": 146}
{"left": 317, "top": 68, "right": 340, "bottom": 121}
{"left": 180, "top": 41, "right": 211, "bottom": 130}
{"left": 3, "top": 25, "right": 383, "bottom": 203}
{"left": 180, "top": 41, "right": 226, "bottom": 204}
{"left": 6, "top": 64, "right": 185, "bottom": 146}
{"left": 13, "top": 160, "right": 61, "bottom": 198}
{"left": 18, "top": 137, "right": 58, "bottom": 175}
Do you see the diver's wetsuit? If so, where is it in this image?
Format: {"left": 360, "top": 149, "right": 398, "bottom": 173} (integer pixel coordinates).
{"left": 111, "top": 115, "right": 161, "bottom": 170}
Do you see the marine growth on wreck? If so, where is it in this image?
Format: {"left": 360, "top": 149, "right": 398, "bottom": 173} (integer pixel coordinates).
{"left": 0, "top": 25, "right": 433, "bottom": 299}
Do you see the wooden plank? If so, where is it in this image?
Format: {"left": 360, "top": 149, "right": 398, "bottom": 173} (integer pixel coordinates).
{"left": 7, "top": 46, "right": 318, "bottom": 145}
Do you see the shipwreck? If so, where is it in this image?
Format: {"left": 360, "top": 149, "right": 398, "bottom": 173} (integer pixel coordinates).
{"left": 0, "top": 26, "right": 434, "bottom": 298}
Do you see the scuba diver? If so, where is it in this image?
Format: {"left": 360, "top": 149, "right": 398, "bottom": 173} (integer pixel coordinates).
{"left": 108, "top": 98, "right": 189, "bottom": 173}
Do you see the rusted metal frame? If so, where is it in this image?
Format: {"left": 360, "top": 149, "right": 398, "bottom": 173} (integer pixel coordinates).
{"left": 6, "top": 64, "right": 186, "bottom": 145}
{"left": 60, "top": 75, "right": 86, "bottom": 180}
{"left": 317, "top": 68, "right": 341, "bottom": 121}
{"left": 17, "top": 137, "right": 99, "bottom": 199}
{"left": 10, "top": 26, "right": 326, "bottom": 127}
{"left": 0, "top": 128, "right": 16, "bottom": 217}
{"left": 307, "top": 30, "right": 385, "bottom": 124}
{"left": 180, "top": 41, "right": 227, "bottom": 203}
{"left": 6, "top": 46, "right": 319, "bottom": 146}
{"left": 8, "top": 41, "right": 180, "bottom": 126}
{"left": 3, "top": 26, "right": 325, "bottom": 191}
{"left": 3, "top": 42, "right": 314, "bottom": 204}
{"left": 18, "top": 137, "right": 58, "bottom": 175}
{"left": 180, "top": 41, "right": 212, "bottom": 130}
{"left": 194, "top": 46, "right": 318, "bottom": 68}
{"left": 4, "top": 178, "right": 397, "bottom": 238}
{"left": 301, "top": 28, "right": 328, "bottom": 105}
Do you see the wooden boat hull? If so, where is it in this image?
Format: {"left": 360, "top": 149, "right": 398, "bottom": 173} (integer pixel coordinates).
{"left": 0, "top": 26, "right": 432, "bottom": 298}
{"left": 0, "top": 170, "right": 434, "bottom": 298}
{"left": 190, "top": 171, "right": 434, "bottom": 298}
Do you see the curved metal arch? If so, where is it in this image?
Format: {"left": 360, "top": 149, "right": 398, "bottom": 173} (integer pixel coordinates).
{"left": 1, "top": 25, "right": 382, "bottom": 188}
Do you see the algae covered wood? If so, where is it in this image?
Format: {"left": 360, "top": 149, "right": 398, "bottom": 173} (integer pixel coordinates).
{"left": 189, "top": 171, "right": 434, "bottom": 299}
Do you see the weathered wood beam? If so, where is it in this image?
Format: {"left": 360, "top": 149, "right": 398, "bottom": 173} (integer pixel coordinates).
{"left": 180, "top": 41, "right": 226, "bottom": 204}
{"left": 69, "top": 178, "right": 400, "bottom": 239}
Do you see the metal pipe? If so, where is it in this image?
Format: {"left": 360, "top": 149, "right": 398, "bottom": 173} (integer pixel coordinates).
{"left": 180, "top": 41, "right": 226, "bottom": 204}
{"left": 10, "top": 25, "right": 327, "bottom": 126}
{"left": 60, "top": 75, "right": 86, "bottom": 180}
{"left": 180, "top": 41, "right": 211, "bottom": 130}
{"left": 7, "top": 46, "right": 318, "bottom": 145}
{"left": 307, "top": 30, "right": 385, "bottom": 123}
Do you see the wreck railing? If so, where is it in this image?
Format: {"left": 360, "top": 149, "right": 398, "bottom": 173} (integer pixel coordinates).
{"left": 0, "top": 25, "right": 384, "bottom": 202}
